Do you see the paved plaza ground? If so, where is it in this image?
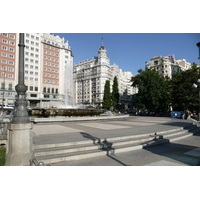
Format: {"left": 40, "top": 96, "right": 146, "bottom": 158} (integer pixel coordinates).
{"left": 32, "top": 116, "right": 200, "bottom": 166}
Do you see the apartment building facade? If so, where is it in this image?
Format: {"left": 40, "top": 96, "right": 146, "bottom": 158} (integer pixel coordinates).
{"left": 0, "top": 33, "right": 73, "bottom": 108}
{"left": 73, "top": 44, "right": 135, "bottom": 108}
{"left": 145, "top": 55, "right": 192, "bottom": 78}
{"left": 0, "top": 33, "right": 18, "bottom": 106}
{"left": 119, "top": 70, "right": 136, "bottom": 110}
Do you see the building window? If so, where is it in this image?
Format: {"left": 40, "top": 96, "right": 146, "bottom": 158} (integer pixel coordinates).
{"left": 8, "top": 61, "right": 14, "bottom": 65}
{"left": 1, "top": 83, "right": 5, "bottom": 89}
{"left": 8, "top": 67, "right": 14, "bottom": 71}
{"left": 9, "top": 48, "right": 14, "bottom": 52}
{"left": 8, "top": 83, "right": 12, "bottom": 90}
{"left": 2, "top": 39, "right": 8, "bottom": 44}
{"left": 30, "top": 86, "right": 33, "bottom": 91}
{"left": 9, "top": 35, "right": 15, "bottom": 39}
{"left": 9, "top": 54, "right": 14, "bottom": 58}
{"left": 154, "top": 60, "right": 158, "bottom": 65}
{"left": 2, "top": 33, "right": 8, "bottom": 37}
{"left": 1, "top": 52, "right": 7, "bottom": 57}
{"left": 31, "top": 94, "right": 37, "bottom": 97}
{"left": 9, "top": 41, "right": 15, "bottom": 45}
{"left": 8, "top": 74, "right": 14, "bottom": 78}
{"left": 43, "top": 87, "right": 46, "bottom": 93}
{"left": 35, "top": 87, "right": 38, "bottom": 91}
{"left": 2, "top": 46, "right": 7, "bottom": 50}
{"left": 1, "top": 59, "right": 7, "bottom": 64}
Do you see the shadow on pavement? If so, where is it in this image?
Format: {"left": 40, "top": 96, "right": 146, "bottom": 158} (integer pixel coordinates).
{"left": 143, "top": 141, "right": 200, "bottom": 166}
{"left": 80, "top": 132, "right": 100, "bottom": 143}
{"left": 80, "top": 132, "right": 128, "bottom": 166}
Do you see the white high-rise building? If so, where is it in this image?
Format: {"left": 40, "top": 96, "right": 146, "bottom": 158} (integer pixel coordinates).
{"left": 0, "top": 33, "right": 74, "bottom": 108}
{"left": 73, "top": 44, "right": 135, "bottom": 108}
{"left": 145, "top": 55, "right": 192, "bottom": 78}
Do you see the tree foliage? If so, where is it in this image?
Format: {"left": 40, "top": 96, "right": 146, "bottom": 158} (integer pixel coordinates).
{"left": 112, "top": 76, "right": 119, "bottom": 110}
{"left": 170, "top": 63, "right": 200, "bottom": 111}
{"left": 102, "top": 80, "right": 111, "bottom": 110}
{"left": 131, "top": 68, "right": 170, "bottom": 111}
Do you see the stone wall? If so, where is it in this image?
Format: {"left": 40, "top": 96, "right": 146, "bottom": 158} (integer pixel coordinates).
{"left": 30, "top": 108, "right": 105, "bottom": 118}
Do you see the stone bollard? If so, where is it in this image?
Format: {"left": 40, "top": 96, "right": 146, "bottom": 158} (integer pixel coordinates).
{"left": 5, "top": 123, "right": 33, "bottom": 166}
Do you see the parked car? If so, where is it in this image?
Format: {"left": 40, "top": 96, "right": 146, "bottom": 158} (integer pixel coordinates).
{"left": 0, "top": 104, "right": 14, "bottom": 109}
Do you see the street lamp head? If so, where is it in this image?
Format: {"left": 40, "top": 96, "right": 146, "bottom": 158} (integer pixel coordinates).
{"left": 197, "top": 79, "right": 200, "bottom": 83}
{"left": 196, "top": 42, "right": 200, "bottom": 48}
{"left": 196, "top": 42, "right": 200, "bottom": 60}
{"left": 193, "top": 83, "right": 198, "bottom": 88}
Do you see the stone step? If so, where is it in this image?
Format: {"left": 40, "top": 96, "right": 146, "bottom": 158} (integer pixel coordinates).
{"left": 35, "top": 136, "right": 156, "bottom": 157}
{"left": 34, "top": 123, "right": 199, "bottom": 165}
{"left": 34, "top": 127, "right": 186, "bottom": 150}
{"left": 35, "top": 137, "right": 174, "bottom": 165}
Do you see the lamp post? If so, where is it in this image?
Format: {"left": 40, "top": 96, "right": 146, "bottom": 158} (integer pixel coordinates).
{"left": 11, "top": 33, "right": 30, "bottom": 123}
{"left": 196, "top": 42, "right": 200, "bottom": 64}
{"left": 193, "top": 79, "right": 200, "bottom": 121}
{"left": 1, "top": 66, "right": 5, "bottom": 110}
{"left": 196, "top": 42, "right": 200, "bottom": 121}
{"left": 6, "top": 33, "right": 33, "bottom": 166}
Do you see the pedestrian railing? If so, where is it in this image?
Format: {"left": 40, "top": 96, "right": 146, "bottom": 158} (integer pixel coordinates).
{"left": 0, "top": 111, "right": 7, "bottom": 136}
{"left": 30, "top": 158, "right": 51, "bottom": 166}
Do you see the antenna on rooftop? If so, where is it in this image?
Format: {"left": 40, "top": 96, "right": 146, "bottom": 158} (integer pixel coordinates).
{"left": 102, "top": 37, "right": 104, "bottom": 46}
{"left": 196, "top": 42, "right": 200, "bottom": 66}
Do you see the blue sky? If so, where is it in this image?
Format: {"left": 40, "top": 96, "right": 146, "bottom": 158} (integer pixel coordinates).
{"left": 52, "top": 33, "right": 200, "bottom": 75}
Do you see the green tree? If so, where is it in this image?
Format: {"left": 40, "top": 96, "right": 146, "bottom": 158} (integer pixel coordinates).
{"left": 102, "top": 80, "right": 111, "bottom": 110}
{"left": 131, "top": 68, "right": 170, "bottom": 112}
{"left": 170, "top": 63, "right": 200, "bottom": 112}
{"left": 112, "top": 76, "right": 120, "bottom": 110}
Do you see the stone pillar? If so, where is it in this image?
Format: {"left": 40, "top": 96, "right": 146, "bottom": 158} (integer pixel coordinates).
{"left": 6, "top": 33, "right": 33, "bottom": 166}
{"left": 6, "top": 123, "right": 33, "bottom": 166}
